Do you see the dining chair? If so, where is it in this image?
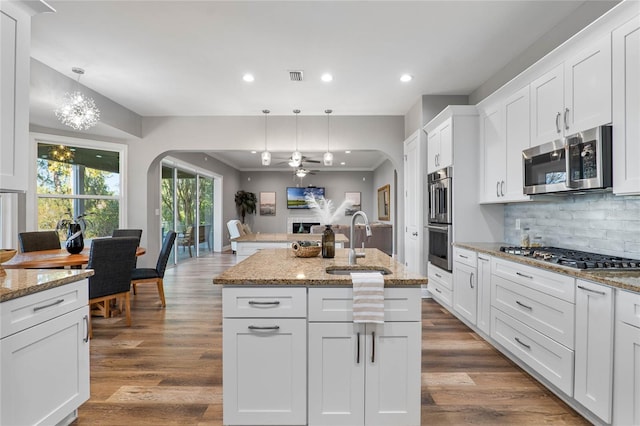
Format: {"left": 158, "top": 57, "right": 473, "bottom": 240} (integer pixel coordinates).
{"left": 178, "top": 225, "right": 195, "bottom": 257}
{"left": 18, "top": 231, "right": 61, "bottom": 252}
{"left": 131, "top": 231, "right": 177, "bottom": 307}
{"left": 226, "top": 220, "right": 242, "bottom": 253}
{"left": 87, "top": 236, "right": 139, "bottom": 337}
{"left": 112, "top": 228, "right": 143, "bottom": 245}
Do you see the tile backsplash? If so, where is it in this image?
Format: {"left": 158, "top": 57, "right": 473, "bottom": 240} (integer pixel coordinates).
{"left": 504, "top": 192, "right": 640, "bottom": 259}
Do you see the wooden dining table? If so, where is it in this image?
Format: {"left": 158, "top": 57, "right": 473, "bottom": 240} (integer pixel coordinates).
{"left": 1, "top": 246, "right": 146, "bottom": 269}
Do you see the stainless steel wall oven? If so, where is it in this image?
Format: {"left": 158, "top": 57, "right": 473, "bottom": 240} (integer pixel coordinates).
{"left": 427, "top": 167, "right": 453, "bottom": 271}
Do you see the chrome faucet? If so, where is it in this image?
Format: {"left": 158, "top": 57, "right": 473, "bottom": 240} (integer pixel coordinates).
{"left": 348, "top": 211, "right": 373, "bottom": 265}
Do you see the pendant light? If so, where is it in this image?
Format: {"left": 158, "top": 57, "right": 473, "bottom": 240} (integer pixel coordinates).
{"left": 323, "top": 109, "right": 334, "bottom": 166}
{"left": 54, "top": 67, "right": 101, "bottom": 130}
{"left": 261, "top": 109, "right": 271, "bottom": 166}
{"left": 290, "top": 109, "right": 302, "bottom": 167}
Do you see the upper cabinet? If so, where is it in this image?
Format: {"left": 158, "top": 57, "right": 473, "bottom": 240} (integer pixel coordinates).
{"left": 530, "top": 34, "right": 612, "bottom": 146}
{"left": 426, "top": 117, "right": 452, "bottom": 173}
{"left": 612, "top": 15, "right": 640, "bottom": 195}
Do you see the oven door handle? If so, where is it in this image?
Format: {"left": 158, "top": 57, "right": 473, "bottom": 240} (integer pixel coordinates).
{"left": 427, "top": 224, "right": 450, "bottom": 232}
{"left": 565, "top": 139, "right": 579, "bottom": 189}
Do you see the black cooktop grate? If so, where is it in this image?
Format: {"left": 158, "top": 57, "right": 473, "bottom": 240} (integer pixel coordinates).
{"left": 499, "top": 246, "right": 640, "bottom": 270}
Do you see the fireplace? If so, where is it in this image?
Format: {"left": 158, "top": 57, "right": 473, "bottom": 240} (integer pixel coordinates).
{"left": 292, "top": 222, "right": 320, "bottom": 234}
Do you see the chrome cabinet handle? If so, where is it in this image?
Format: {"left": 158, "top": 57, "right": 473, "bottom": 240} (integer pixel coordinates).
{"left": 248, "top": 325, "right": 280, "bottom": 330}
{"left": 515, "top": 337, "right": 531, "bottom": 349}
{"left": 83, "top": 315, "right": 89, "bottom": 343}
{"left": 356, "top": 332, "right": 361, "bottom": 364}
{"left": 516, "top": 272, "right": 533, "bottom": 279}
{"left": 496, "top": 181, "right": 500, "bottom": 197}
{"left": 469, "top": 272, "right": 474, "bottom": 289}
{"left": 501, "top": 180, "right": 505, "bottom": 196}
{"left": 33, "top": 299, "right": 64, "bottom": 312}
{"left": 371, "top": 331, "right": 376, "bottom": 363}
{"left": 564, "top": 108, "right": 569, "bottom": 130}
{"left": 516, "top": 300, "right": 533, "bottom": 310}
{"left": 434, "top": 273, "right": 442, "bottom": 278}
{"left": 478, "top": 255, "right": 489, "bottom": 261}
{"left": 434, "top": 287, "right": 442, "bottom": 294}
{"left": 248, "top": 300, "right": 280, "bottom": 306}
{"left": 412, "top": 232, "right": 418, "bottom": 236}
{"left": 555, "top": 112, "right": 561, "bottom": 133}
{"left": 459, "top": 254, "right": 469, "bottom": 259}
{"left": 577, "top": 285, "right": 606, "bottom": 296}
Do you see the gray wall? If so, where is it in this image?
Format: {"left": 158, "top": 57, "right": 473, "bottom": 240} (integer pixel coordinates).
{"left": 504, "top": 193, "right": 640, "bottom": 259}
{"left": 404, "top": 95, "right": 469, "bottom": 138}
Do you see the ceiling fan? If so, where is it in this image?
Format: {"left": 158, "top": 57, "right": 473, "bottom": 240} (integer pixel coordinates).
{"left": 293, "top": 167, "right": 317, "bottom": 178}
{"left": 275, "top": 155, "right": 321, "bottom": 167}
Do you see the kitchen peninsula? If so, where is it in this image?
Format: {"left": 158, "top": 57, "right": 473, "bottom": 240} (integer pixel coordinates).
{"left": 232, "top": 232, "right": 349, "bottom": 262}
{"left": 1, "top": 269, "right": 93, "bottom": 426}
{"left": 214, "top": 248, "right": 426, "bottom": 426}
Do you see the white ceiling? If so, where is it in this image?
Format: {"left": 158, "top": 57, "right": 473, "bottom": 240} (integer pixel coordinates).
{"left": 31, "top": 0, "right": 599, "bottom": 118}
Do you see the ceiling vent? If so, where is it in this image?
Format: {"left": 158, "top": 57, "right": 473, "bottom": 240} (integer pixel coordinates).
{"left": 289, "top": 70, "right": 304, "bottom": 81}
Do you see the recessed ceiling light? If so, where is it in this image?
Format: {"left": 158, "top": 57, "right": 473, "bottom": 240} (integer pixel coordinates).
{"left": 321, "top": 73, "right": 333, "bottom": 82}
{"left": 251, "top": 150, "right": 257, "bottom": 154}
{"left": 345, "top": 150, "right": 351, "bottom": 154}
{"left": 243, "top": 73, "right": 255, "bottom": 82}
{"left": 95, "top": 154, "right": 102, "bottom": 158}
{"left": 400, "top": 74, "right": 413, "bottom": 82}
{"left": 340, "top": 162, "right": 346, "bottom": 166}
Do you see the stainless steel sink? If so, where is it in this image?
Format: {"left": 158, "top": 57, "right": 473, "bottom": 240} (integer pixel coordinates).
{"left": 325, "top": 266, "right": 392, "bottom": 275}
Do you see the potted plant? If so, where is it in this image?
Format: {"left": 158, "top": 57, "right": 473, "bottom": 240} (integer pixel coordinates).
{"left": 234, "top": 190, "right": 257, "bottom": 224}
{"left": 56, "top": 210, "right": 91, "bottom": 254}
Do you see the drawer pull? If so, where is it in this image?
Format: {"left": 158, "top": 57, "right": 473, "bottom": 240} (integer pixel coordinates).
{"left": 371, "top": 331, "right": 376, "bottom": 363}
{"left": 248, "top": 325, "right": 280, "bottom": 331}
{"left": 435, "top": 273, "right": 442, "bottom": 278}
{"left": 83, "top": 315, "right": 89, "bottom": 343}
{"left": 516, "top": 272, "right": 533, "bottom": 279}
{"left": 356, "top": 332, "right": 361, "bottom": 364}
{"left": 434, "top": 288, "right": 442, "bottom": 294}
{"left": 577, "top": 285, "right": 606, "bottom": 296}
{"left": 33, "top": 299, "right": 64, "bottom": 312}
{"left": 515, "top": 337, "right": 531, "bottom": 350}
{"left": 248, "top": 300, "right": 281, "bottom": 306}
{"left": 459, "top": 254, "right": 469, "bottom": 259}
{"left": 478, "top": 256, "right": 489, "bottom": 261}
{"left": 516, "top": 300, "right": 533, "bottom": 310}
{"left": 469, "top": 272, "right": 474, "bottom": 289}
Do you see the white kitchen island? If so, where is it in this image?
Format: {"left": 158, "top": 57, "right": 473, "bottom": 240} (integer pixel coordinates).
{"left": 232, "top": 233, "right": 349, "bottom": 262}
{"left": 214, "top": 248, "right": 426, "bottom": 426}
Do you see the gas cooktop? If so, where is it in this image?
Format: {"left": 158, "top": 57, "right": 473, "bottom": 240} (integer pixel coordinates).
{"left": 499, "top": 246, "right": 640, "bottom": 270}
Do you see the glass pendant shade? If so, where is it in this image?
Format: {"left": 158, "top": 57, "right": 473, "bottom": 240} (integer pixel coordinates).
{"left": 291, "top": 150, "right": 302, "bottom": 167}
{"left": 296, "top": 168, "right": 308, "bottom": 178}
{"left": 323, "top": 151, "right": 333, "bottom": 166}
{"left": 261, "top": 151, "right": 271, "bottom": 166}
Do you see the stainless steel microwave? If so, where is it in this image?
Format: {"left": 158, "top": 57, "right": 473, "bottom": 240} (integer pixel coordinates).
{"left": 522, "top": 126, "right": 612, "bottom": 195}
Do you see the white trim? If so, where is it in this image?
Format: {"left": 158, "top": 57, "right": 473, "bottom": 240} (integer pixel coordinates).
{"left": 162, "top": 156, "right": 221, "bottom": 180}
{"left": 30, "top": 132, "right": 128, "bottom": 230}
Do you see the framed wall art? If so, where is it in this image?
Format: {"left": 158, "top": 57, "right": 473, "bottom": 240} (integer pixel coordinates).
{"left": 259, "top": 191, "right": 276, "bottom": 216}
{"left": 345, "top": 192, "right": 361, "bottom": 216}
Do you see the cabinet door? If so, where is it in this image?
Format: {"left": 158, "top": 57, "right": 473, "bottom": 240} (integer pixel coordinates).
{"left": 0, "top": 306, "right": 90, "bottom": 426}
{"left": 453, "top": 261, "right": 477, "bottom": 325}
{"left": 403, "top": 131, "right": 423, "bottom": 274}
{"left": 476, "top": 255, "right": 492, "bottom": 336}
{"left": 574, "top": 280, "right": 613, "bottom": 423}
{"left": 613, "top": 321, "right": 640, "bottom": 425}
{"left": 564, "top": 34, "right": 612, "bottom": 134}
{"left": 530, "top": 64, "right": 564, "bottom": 145}
{"left": 612, "top": 15, "right": 640, "bottom": 195}
{"left": 504, "top": 86, "right": 531, "bottom": 202}
{"left": 480, "top": 104, "right": 504, "bottom": 202}
{"left": 427, "top": 128, "right": 440, "bottom": 173}
{"left": 308, "top": 323, "right": 365, "bottom": 426}
{"left": 365, "top": 322, "right": 421, "bottom": 426}
{"left": 222, "top": 318, "right": 307, "bottom": 425}
{"left": 437, "top": 118, "right": 453, "bottom": 169}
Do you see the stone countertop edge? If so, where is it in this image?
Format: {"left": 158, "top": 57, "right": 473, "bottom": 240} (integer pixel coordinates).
{"left": 233, "top": 233, "right": 349, "bottom": 243}
{"left": 0, "top": 269, "right": 94, "bottom": 303}
{"left": 454, "top": 242, "right": 640, "bottom": 294}
{"left": 214, "top": 248, "right": 426, "bottom": 287}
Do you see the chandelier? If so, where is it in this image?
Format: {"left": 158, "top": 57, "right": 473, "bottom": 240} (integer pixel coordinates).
{"left": 54, "top": 67, "right": 100, "bottom": 131}
{"left": 261, "top": 109, "right": 271, "bottom": 166}
{"left": 48, "top": 144, "right": 74, "bottom": 162}
{"left": 323, "top": 109, "right": 333, "bottom": 166}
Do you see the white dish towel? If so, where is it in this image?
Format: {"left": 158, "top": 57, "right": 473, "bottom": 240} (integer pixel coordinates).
{"left": 351, "top": 272, "right": 385, "bottom": 324}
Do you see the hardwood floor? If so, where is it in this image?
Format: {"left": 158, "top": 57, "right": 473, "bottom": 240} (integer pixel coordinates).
{"left": 74, "top": 252, "right": 588, "bottom": 425}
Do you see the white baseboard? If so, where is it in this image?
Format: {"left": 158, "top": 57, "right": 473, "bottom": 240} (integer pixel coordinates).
{"left": 421, "top": 284, "right": 432, "bottom": 299}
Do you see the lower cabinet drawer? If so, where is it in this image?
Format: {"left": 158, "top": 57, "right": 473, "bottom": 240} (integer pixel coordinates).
{"left": 428, "top": 264, "right": 452, "bottom": 291}
{"left": 491, "top": 308, "right": 574, "bottom": 396}
{"left": 491, "top": 275, "right": 575, "bottom": 349}
{"left": 308, "top": 287, "right": 421, "bottom": 322}
{"left": 223, "top": 287, "right": 307, "bottom": 318}
{"left": 428, "top": 281, "right": 452, "bottom": 309}
{"left": 617, "top": 289, "right": 640, "bottom": 328}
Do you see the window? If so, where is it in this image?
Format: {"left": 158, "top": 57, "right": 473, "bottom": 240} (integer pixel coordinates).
{"left": 36, "top": 140, "right": 125, "bottom": 240}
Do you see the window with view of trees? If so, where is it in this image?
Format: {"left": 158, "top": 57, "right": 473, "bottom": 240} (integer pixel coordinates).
{"left": 36, "top": 142, "right": 122, "bottom": 240}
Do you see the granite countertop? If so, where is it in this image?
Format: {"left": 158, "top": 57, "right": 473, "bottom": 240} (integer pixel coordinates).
{"left": 214, "top": 248, "right": 426, "bottom": 286}
{"left": 454, "top": 242, "right": 640, "bottom": 293}
{"left": 233, "top": 233, "right": 349, "bottom": 243}
{"left": 0, "top": 269, "right": 94, "bottom": 303}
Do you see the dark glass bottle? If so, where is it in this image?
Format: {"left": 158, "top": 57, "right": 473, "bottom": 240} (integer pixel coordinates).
{"left": 322, "top": 225, "right": 335, "bottom": 258}
{"left": 65, "top": 223, "right": 84, "bottom": 254}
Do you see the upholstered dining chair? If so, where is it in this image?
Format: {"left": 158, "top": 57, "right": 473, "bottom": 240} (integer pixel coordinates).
{"left": 112, "top": 228, "right": 143, "bottom": 244}
{"left": 226, "top": 220, "right": 242, "bottom": 253}
{"left": 18, "top": 231, "right": 61, "bottom": 252}
{"left": 130, "top": 231, "right": 177, "bottom": 307}
{"left": 87, "top": 237, "right": 139, "bottom": 337}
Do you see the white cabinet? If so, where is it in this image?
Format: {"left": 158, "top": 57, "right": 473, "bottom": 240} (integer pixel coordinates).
{"left": 612, "top": 15, "right": 640, "bottom": 195}
{"left": 0, "top": 280, "right": 90, "bottom": 426}
{"left": 222, "top": 287, "right": 307, "bottom": 425}
{"left": 476, "top": 254, "right": 491, "bottom": 336}
{"left": 427, "top": 262, "right": 453, "bottom": 308}
{"left": 308, "top": 288, "right": 421, "bottom": 426}
{"left": 403, "top": 130, "right": 425, "bottom": 275}
{"left": 530, "top": 34, "right": 611, "bottom": 146}
{"left": 613, "top": 289, "right": 640, "bottom": 425}
{"left": 426, "top": 117, "right": 452, "bottom": 173}
{"left": 480, "top": 103, "right": 504, "bottom": 203}
{"left": 574, "top": 280, "right": 613, "bottom": 424}
{"left": 452, "top": 247, "right": 477, "bottom": 325}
